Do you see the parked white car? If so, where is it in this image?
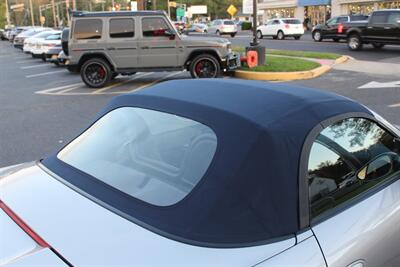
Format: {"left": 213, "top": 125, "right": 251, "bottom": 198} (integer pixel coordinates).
{"left": 257, "top": 18, "right": 304, "bottom": 40}
{"left": 24, "top": 31, "right": 60, "bottom": 56}
{"left": 208, "top": 19, "right": 237, "bottom": 37}
{"left": 30, "top": 32, "right": 61, "bottom": 60}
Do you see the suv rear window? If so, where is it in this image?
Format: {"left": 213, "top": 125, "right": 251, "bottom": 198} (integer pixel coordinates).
{"left": 223, "top": 20, "right": 235, "bottom": 25}
{"left": 110, "top": 18, "right": 135, "bottom": 38}
{"left": 283, "top": 19, "right": 301, "bottom": 24}
{"left": 74, "top": 19, "right": 102, "bottom": 40}
{"left": 58, "top": 107, "right": 218, "bottom": 206}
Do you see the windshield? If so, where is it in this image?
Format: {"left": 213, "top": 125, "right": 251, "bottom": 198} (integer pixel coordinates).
{"left": 58, "top": 107, "right": 217, "bottom": 206}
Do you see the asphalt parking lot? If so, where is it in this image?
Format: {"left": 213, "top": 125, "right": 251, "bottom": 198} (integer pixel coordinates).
{"left": 0, "top": 38, "right": 399, "bottom": 168}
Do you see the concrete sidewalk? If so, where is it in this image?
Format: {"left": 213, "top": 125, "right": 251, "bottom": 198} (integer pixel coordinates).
{"left": 333, "top": 59, "right": 400, "bottom": 76}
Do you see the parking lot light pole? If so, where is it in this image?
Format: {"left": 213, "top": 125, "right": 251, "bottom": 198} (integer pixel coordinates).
{"left": 251, "top": 0, "right": 258, "bottom": 46}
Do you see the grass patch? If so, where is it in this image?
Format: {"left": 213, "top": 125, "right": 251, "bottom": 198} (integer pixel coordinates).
{"left": 232, "top": 46, "right": 341, "bottom": 60}
{"left": 241, "top": 56, "right": 321, "bottom": 72}
{"left": 265, "top": 49, "right": 341, "bottom": 60}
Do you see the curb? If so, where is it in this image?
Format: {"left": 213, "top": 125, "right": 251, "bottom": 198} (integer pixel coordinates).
{"left": 234, "top": 55, "right": 350, "bottom": 81}
{"left": 334, "top": 55, "right": 350, "bottom": 65}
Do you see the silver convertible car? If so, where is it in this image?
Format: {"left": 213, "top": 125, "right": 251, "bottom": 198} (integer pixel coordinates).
{"left": 1, "top": 80, "right": 400, "bottom": 266}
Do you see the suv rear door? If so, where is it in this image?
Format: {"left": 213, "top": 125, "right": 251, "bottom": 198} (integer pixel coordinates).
{"left": 138, "top": 16, "right": 180, "bottom": 68}
{"left": 386, "top": 11, "right": 400, "bottom": 44}
{"left": 106, "top": 17, "right": 138, "bottom": 68}
{"left": 365, "top": 11, "right": 391, "bottom": 42}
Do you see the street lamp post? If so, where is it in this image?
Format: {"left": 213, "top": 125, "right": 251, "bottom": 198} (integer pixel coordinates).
{"left": 251, "top": 0, "right": 258, "bottom": 46}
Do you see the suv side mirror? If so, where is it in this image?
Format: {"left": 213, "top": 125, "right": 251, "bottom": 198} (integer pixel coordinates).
{"left": 165, "top": 29, "right": 176, "bottom": 40}
{"left": 357, "top": 153, "right": 397, "bottom": 181}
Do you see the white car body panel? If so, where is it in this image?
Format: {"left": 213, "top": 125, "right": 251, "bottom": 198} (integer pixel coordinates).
{"left": 31, "top": 39, "right": 61, "bottom": 56}
{"left": 258, "top": 18, "right": 304, "bottom": 37}
{"left": 0, "top": 164, "right": 296, "bottom": 266}
{"left": 3, "top": 249, "right": 67, "bottom": 267}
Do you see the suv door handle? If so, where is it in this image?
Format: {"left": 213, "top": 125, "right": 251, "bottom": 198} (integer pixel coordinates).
{"left": 141, "top": 46, "right": 150, "bottom": 49}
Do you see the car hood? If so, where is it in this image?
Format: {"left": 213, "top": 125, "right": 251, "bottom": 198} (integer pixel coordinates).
{"left": 0, "top": 163, "right": 295, "bottom": 266}
{"left": 180, "top": 34, "right": 230, "bottom": 46}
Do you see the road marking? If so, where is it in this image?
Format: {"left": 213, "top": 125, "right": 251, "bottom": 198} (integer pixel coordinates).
{"left": 358, "top": 81, "right": 400, "bottom": 89}
{"left": 26, "top": 70, "right": 66, "bottom": 78}
{"left": 21, "top": 64, "right": 50, "bottom": 70}
{"left": 91, "top": 72, "right": 153, "bottom": 94}
{"left": 36, "top": 83, "right": 83, "bottom": 95}
{"left": 17, "top": 60, "right": 37, "bottom": 64}
{"left": 388, "top": 103, "right": 400, "bottom": 108}
{"left": 128, "top": 71, "right": 184, "bottom": 93}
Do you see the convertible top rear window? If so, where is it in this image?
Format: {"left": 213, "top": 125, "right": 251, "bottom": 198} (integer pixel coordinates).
{"left": 58, "top": 107, "right": 217, "bottom": 206}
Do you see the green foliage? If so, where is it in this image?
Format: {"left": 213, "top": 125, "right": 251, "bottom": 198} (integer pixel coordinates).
{"left": 0, "top": 1, "right": 6, "bottom": 29}
{"left": 241, "top": 56, "right": 321, "bottom": 72}
{"left": 241, "top": 21, "right": 252, "bottom": 30}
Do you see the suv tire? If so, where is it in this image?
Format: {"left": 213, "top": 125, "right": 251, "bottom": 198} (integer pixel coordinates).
{"left": 189, "top": 54, "right": 221, "bottom": 79}
{"left": 257, "top": 30, "right": 263, "bottom": 39}
{"left": 81, "top": 58, "right": 112, "bottom": 88}
{"left": 348, "top": 34, "right": 363, "bottom": 51}
{"left": 277, "top": 31, "right": 285, "bottom": 40}
{"left": 230, "top": 33, "right": 236, "bottom": 38}
{"left": 312, "top": 30, "right": 322, "bottom": 42}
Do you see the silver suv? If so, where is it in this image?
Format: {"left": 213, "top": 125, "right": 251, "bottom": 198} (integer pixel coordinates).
{"left": 68, "top": 11, "right": 240, "bottom": 88}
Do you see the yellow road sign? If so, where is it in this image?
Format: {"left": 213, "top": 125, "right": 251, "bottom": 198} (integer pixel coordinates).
{"left": 227, "top": 4, "right": 238, "bottom": 17}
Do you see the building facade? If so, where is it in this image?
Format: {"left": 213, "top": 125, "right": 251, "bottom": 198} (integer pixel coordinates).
{"left": 259, "top": 0, "right": 400, "bottom": 26}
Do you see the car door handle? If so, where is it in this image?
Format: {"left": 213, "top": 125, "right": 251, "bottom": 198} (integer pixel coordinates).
{"left": 141, "top": 46, "right": 150, "bottom": 49}
{"left": 347, "top": 260, "right": 365, "bottom": 267}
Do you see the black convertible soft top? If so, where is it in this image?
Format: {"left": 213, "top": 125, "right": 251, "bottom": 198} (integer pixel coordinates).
{"left": 43, "top": 79, "right": 371, "bottom": 247}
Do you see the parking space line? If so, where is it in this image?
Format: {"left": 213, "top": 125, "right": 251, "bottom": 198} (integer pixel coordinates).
{"left": 91, "top": 72, "right": 153, "bottom": 94}
{"left": 388, "top": 103, "right": 400, "bottom": 108}
{"left": 21, "top": 64, "right": 50, "bottom": 70}
{"left": 36, "top": 83, "right": 83, "bottom": 94}
{"left": 26, "top": 70, "right": 66, "bottom": 78}
{"left": 128, "top": 71, "right": 184, "bottom": 93}
{"left": 17, "top": 60, "right": 37, "bottom": 64}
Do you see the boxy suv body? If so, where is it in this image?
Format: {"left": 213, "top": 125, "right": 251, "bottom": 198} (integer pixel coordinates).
{"left": 68, "top": 11, "right": 240, "bottom": 88}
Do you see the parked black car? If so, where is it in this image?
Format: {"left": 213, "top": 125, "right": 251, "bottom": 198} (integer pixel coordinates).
{"left": 343, "top": 10, "right": 400, "bottom": 50}
{"left": 312, "top": 14, "right": 369, "bottom": 42}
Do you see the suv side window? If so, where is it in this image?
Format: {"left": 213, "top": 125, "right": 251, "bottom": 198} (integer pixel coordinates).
{"left": 327, "top": 17, "right": 338, "bottom": 25}
{"left": 308, "top": 118, "right": 400, "bottom": 219}
{"left": 142, "top": 17, "right": 171, "bottom": 37}
{"left": 273, "top": 20, "right": 280, "bottom": 25}
{"left": 74, "top": 19, "right": 102, "bottom": 40}
{"left": 337, "top": 16, "right": 348, "bottom": 23}
{"left": 110, "top": 18, "right": 135, "bottom": 38}
{"left": 388, "top": 11, "right": 400, "bottom": 25}
{"left": 370, "top": 12, "right": 388, "bottom": 24}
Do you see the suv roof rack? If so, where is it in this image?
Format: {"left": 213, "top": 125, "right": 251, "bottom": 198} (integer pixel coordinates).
{"left": 71, "top": 10, "right": 165, "bottom": 18}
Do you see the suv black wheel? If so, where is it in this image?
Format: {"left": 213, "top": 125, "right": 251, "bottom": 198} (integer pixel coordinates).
{"left": 189, "top": 54, "right": 220, "bottom": 79}
{"left": 277, "top": 31, "right": 285, "bottom": 40}
{"left": 312, "top": 30, "right": 322, "bottom": 42}
{"left": 230, "top": 33, "right": 236, "bottom": 38}
{"left": 348, "top": 34, "right": 363, "bottom": 51}
{"left": 372, "top": 43, "right": 385, "bottom": 49}
{"left": 81, "top": 58, "right": 112, "bottom": 88}
{"left": 257, "top": 30, "right": 263, "bottom": 39}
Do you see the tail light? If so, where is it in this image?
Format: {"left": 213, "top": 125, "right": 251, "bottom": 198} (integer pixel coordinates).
{"left": 284, "top": 24, "right": 290, "bottom": 29}
{"left": 0, "top": 200, "right": 73, "bottom": 266}
{"left": 0, "top": 200, "right": 49, "bottom": 247}
{"left": 338, "top": 23, "right": 343, "bottom": 33}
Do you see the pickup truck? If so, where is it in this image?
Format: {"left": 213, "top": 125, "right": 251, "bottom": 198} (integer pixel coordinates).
{"left": 341, "top": 9, "right": 400, "bottom": 51}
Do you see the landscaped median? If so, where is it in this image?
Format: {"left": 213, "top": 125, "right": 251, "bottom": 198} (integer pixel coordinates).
{"left": 233, "top": 47, "right": 349, "bottom": 81}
